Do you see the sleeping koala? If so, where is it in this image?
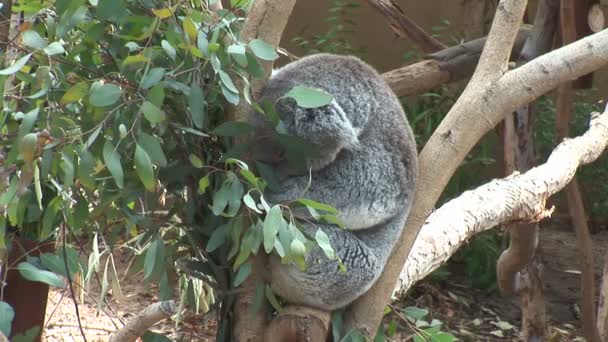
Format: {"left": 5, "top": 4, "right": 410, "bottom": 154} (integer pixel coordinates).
{"left": 249, "top": 53, "right": 418, "bottom": 310}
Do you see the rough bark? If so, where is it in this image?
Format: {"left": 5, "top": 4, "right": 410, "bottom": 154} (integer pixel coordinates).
{"left": 365, "top": 0, "right": 445, "bottom": 53}
{"left": 226, "top": 1, "right": 296, "bottom": 341}
{"left": 393, "top": 108, "right": 608, "bottom": 295}
{"left": 382, "top": 26, "right": 531, "bottom": 97}
{"left": 0, "top": 0, "right": 11, "bottom": 53}
{"left": 598, "top": 252, "right": 608, "bottom": 340}
{"left": 264, "top": 306, "right": 330, "bottom": 342}
{"left": 554, "top": 2, "right": 599, "bottom": 341}
{"left": 109, "top": 301, "right": 176, "bottom": 342}
{"left": 345, "top": 0, "right": 608, "bottom": 334}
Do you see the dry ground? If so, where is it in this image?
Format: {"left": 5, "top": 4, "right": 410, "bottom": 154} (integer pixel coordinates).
{"left": 40, "top": 225, "right": 608, "bottom": 341}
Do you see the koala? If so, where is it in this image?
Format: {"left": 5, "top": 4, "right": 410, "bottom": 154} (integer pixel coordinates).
{"left": 249, "top": 53, "right": 418, "bottom": 310}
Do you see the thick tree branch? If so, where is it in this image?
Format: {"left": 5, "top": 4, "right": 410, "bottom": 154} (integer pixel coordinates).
{"left": 394, "top": 107, "right": 608, "bottom": 295}
{"left": 496, "top": 5, "right": 558, "bottom": 338}
{"left": 346, "top": 0, "right": 608, "bottom": 334}
{"left": 345, "top": 0, "right": 530, "bottom": 334}
{"left": 225, "top": 1, "right": 296, "bottom": 341}
{"left": 365, "top": 0, "right": 445, "bottom": 53}
{"left": 382, "top": 26, "right": 531, "bottom": 97}
{"left": 109, "top": 301, "right": 176, "bottom": 342}
{"left": 555, "top": 1, "right": 600, "bottom": 341}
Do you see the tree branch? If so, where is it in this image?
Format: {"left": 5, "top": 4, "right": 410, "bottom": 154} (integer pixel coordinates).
{"left": 345, "top": 0, "right": 530, "bottom": 334}
{"left": 109, "top": 301, "right": 176, "bottom": 342}
{"left": 225, "top": 1, "right": 296, "bottom": 341}
{"left": 346, "top": 0, "right": 608, "bottom": 334}
{"left": 555, "top": 1, "right": 600, "bottom": 341}
{"left": 382, "top": 26, "right": 531, "bottom": 97}
{"left": 365, "top": 0, "right": 445, "bottom": 53}
{"left": 394, "top": 107, "right": 608, "bottom": 295}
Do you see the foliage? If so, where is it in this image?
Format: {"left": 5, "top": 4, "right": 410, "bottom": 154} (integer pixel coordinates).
{"left": 290, "top": 0, "right": 363, "bottom": 56}
{"left": 0, "top": 0, "right": 340, "bottom": 340}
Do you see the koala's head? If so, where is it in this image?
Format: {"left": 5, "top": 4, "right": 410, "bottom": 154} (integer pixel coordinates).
{"left": 275, "top": 97, "right": 359, "bottom": 170}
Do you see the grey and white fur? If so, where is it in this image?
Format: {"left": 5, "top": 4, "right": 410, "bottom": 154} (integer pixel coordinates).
{"left": 250, "top": 53, "right": 418, "bottom": 310}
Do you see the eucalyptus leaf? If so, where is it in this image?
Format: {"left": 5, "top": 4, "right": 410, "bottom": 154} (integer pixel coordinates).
{"left": 140, "top": 101, "right": 166, "bottom": 123}
{"left": 17, "top": 262, "right": 65, "bottom": 288}
{"left": 283, "top": 85, "right": 333, "bottom": 109}
{"left": 22, "top": 30, "right": 48, "bottom": 49}
{"left": 0, "top": 54, "right": 32, "bottom": 75}
{"left": 0, "top": 301, "right": 14, "bottom": 337}
{"left": 103, "top": 140, "right": 124, "bottom": 188}
{"left": 89, "top": 82, "right": 122, "bottom": 107}
{"left": 248, "top": 39, "right": 278, "bottom": 61}
{"left": 134, "top": 145, "right": 155, "bottom": 191}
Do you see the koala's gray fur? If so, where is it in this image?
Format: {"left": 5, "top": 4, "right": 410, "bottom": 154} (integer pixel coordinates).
{"left": 251, "top": 53, "right": 418, "bottom": 310}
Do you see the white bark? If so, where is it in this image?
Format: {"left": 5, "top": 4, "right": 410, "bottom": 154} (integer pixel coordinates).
{"left": 109, "top": 301, "right": 176, "bottom": 342}
{"left": 394, "top": 107, "right": 608, "bottom": 296}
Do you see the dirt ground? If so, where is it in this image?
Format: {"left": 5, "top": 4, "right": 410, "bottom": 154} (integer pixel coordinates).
{"left": 39, "top": 224, "right": 608, "bottom": 341}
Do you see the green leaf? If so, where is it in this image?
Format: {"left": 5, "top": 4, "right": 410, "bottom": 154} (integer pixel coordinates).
{"left": 134, "top": 145, "right": 155, "bottom": 191}
{"left": 77, "top": 147, "right": 96, "bottom": 189}
{"left": 33, "top": 163, "right": 42, "bottom": 209}
{"left": 189, "top": 154, "right": 204, "bottom": 168}
{"left": 315, "top": 229, "right": 336, "bottom": 260}
{"left": 41, "top": 196, "right": 62, "bottom": 240}
{"left": 97, "top": 0, "right": 127, "bottom": 21}
{"left": 0, "top": 301, "right": 13, "bottom": 337}
{"left": 211, "top": 121, "right": 253, "bottom": 137}
{"left": 12, "top": 327, "right": 41, "bottom": 342}
{"left": 138, "top": 133, "right": 167, "bottom": 167}
{"left": 404, "top": 307, "right": 429, "bottom": 321}
{"left": 206, "top": 225, "right": 227, "bottom": 252}
{"left": 141, "top": 68, "right": 165, "bottom": 89}
{"left": 22, "top": 30, "right": 48, "bottom": 49}
{"left": 297, "top": 198, "right": 339, "bottom": 215}
{"left": 189, "top": 84, "right": 205, "bottom": 129}
{"left": 86, "top": 125, "right": 103, "bottom": 148}
{"left": 142, "top": 331, "right": 173, "bottom": 342}
{"left": 248, "top": 39, "right": 278, "bottom": 61}
{"left": 43, "top": 42, "right": 66, "bottom": 56}
{"left": 17, "top": 262, "right": 65, "bottom": 288}
{"left": 0, "top": 53, "right": 32, "bottom": 75}
{"left": 233, "top": 262, "right": 251, "bottom": 287}
{"left": 265, "top": 285, "right": 282, "bottom": 310}
{"left": 243, "top": 193, "right": 261, "bottom": 213}
{"left": 140, "top": 101, "right": 166, "bottom": 123}
{"left": 57, "top": 6, "right": 88, "bottom": 38}
{"left": 161, "top": 40, "right": 177, "bottom": 61}
{"left": 61, "top": 81, "right": 89, "bottom": 105}
{"left": 148, "top": 83, "right": 165, "bottom": 108}
{"left": 198, "top": 175, "right": 210, "bottom": 194}
{"left": 135, "top": 145, "right": 154, "bottom": 191}
{"left": 103, "top": 140, "right": 124, "bottom": 188}
{"left": 61, "top": 150, "right": 75, "bottom": 188}
{"left": 221, "top": 84, "right": 240, "bottom": 105}
{"left": 263, "top": 206, "right": 283, "bottom": 254}
{"left": 144, "top": 238, "right": 165, "bottom": 281}
{"left": 218, "top": 70, "right": 238, "bottom": 93}
{"left": 183, "top": 16, "right": 197, "bottom": 42}
{"left": 89, "top": 82, "right": 122, "bottom": 107}
{"left": 283, "top": 85, "right": 333, "bottom": 109}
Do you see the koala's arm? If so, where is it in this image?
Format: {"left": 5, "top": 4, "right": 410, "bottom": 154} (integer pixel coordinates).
{"left": 268, "top": 210, "right": 407, "bottom": 310}
{"left": 267, "top": 143, "right": 415, "bottom": 230}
